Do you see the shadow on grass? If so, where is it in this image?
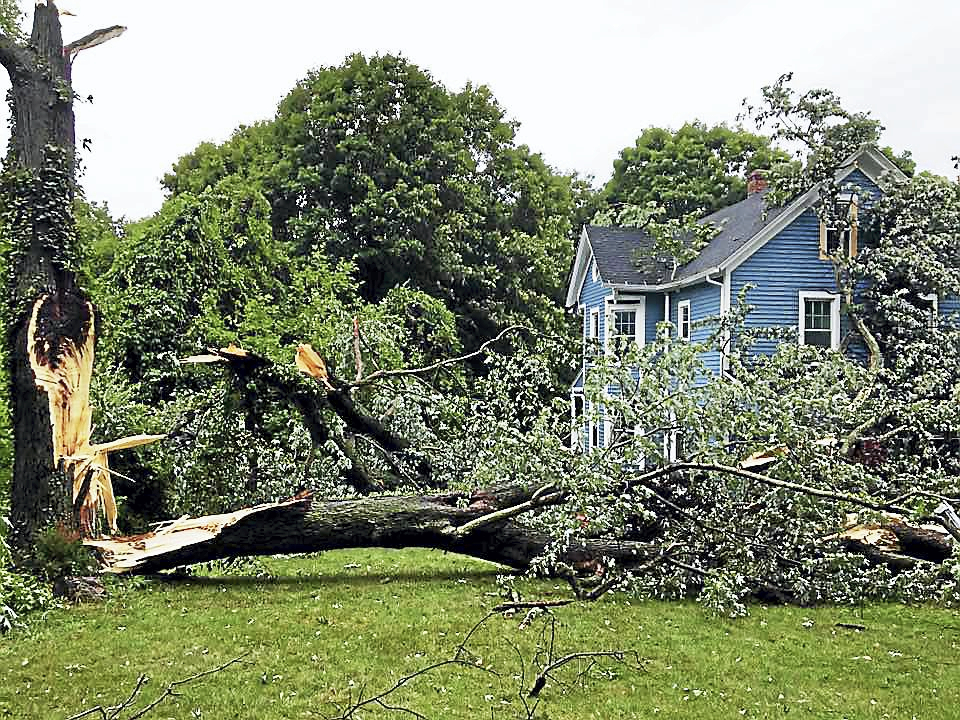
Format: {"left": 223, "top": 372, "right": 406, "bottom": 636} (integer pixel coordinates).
{"left": 143, "top": 566, "right": 503, "bottom": 589}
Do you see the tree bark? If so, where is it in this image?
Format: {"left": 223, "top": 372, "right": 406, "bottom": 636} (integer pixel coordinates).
{"left": 3, "top": 2, "right": 83, "bottom": 555}
{"left": 87, "top": 485, "right": 655, "bottom": 575}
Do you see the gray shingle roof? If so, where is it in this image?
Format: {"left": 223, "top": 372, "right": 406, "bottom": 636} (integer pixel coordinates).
{"left": 584, "top": 225, "right": 674, "bottom": 286}
{"left": 676, "top": 190, "right": 787, "bottom": 280}
{"left": 586, "top": 191, "right": 787, "bottom": 287}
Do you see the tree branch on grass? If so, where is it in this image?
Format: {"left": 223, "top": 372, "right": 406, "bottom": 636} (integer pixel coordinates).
{"left": 63, "top": 653, "right": 249, "bottom": 720}
{"left": 329, "top": 609, "right": 641, "bottom": 720}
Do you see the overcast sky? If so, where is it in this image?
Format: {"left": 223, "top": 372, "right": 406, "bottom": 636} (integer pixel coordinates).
{"left": 7, "top": 1, "right": 957, "bottom": 220}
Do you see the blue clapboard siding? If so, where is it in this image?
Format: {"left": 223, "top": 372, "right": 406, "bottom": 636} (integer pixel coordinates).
{"left": 671, "top": 283, "right": 722, "bottom": 381}
{"left": 845, "top": 169, "right": 882, "bottom": 204}
{"left": 732, "top": 207, "right": 866, "bottom": 360}
{"left": 645, "top": 293, "right": 664, "bottom": 342}
{"left": 941, "top": 294, "right": 960, "bottom": 317}
{"left": 578, "top": 258, "right": 612, "bottom": 347}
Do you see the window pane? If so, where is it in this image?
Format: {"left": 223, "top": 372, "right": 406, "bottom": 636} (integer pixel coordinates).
{"left": 614, "top": 310, "right": 636, "bottom": 338}
{"left": 804, "top": 329, "right": 832, "bottom": 347}
{"left": 804, "top": 300, "right": 832, "bottom": 330}
{"left": 803, "top": 298, "right": 833, "bottom": 347}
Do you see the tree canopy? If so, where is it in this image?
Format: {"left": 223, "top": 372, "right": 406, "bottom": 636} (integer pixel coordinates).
{"left": 163, "top": 53, "right": 581, "bottom": 353}
{"left": 601, "top": 122, "right": 792, "bottom": 219}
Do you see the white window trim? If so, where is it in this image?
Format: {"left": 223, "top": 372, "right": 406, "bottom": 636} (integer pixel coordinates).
{"left": 677, "top": 300, "right": 692, "bottom": 342}
{"left": 921, "top": 292, "right": 939, "bottom": 329}
{"left": 798, "top": 291, "right": 841, "bottom": 349}
{"left": 606, "top": 299, "right": 646, "bottom": 354}
{"left": 587, "top": 307, "right": 601, "bottom": 356}
{"left": 591, "top": 259, "right": 599, "bottom": 281}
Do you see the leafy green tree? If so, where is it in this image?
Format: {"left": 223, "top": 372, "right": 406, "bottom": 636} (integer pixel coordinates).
{"left": 745, "top": 72, "right": 915, "bottom": 207}
{"left": 163, "top": 53, "right": 579, "bottom": 353}
{"left": 602, "top": 122, "right": 792, "bottom": 219}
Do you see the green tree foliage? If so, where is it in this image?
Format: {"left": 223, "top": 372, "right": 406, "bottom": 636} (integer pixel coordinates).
{"left": 602, "top": 122, "right": 792, "bottom": 219}
{"left": 745, "top": 72, "right": 915, "bottom": 207}
{"left": 0, "top": 0, "right": 21, "bottom": 38}
{"left": 163, "top": 53, "right": 579, "bottom": 351}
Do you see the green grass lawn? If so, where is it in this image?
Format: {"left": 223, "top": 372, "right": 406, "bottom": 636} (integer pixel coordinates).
{"left": 2, "top": 549, "right": 959, "bottom": 719}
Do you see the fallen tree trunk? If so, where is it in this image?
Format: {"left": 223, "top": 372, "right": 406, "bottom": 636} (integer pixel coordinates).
{"left": 86, "top": 487, "right": 653, "bottom": 575}
{"left": 828, "top": 514, "right": 953, "bottom": 571}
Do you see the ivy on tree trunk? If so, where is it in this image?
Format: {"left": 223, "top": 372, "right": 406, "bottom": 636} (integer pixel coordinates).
{"left": 0, "top": 2, "right": 87, "bottom": 556}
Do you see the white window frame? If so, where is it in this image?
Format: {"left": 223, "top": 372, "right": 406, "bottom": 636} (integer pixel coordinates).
{"left": 920, "top": 292, "right": 939, "bottom": 329}
{"left": 591, "top": 259, "right": 599, "bottom": 281}
{"left": 606, "top": 300, "right": 645, "bottom": 354}
{"left": 798, "top": 291, "right": 841, "bottom": 349}
{"left": 677, "top": 300, "right": 692, "bottom": 342}
{"left": 587, "top": 307, "right": 601, "bottom": 356}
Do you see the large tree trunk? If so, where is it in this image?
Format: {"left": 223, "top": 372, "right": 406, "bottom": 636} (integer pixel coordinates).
{"left": 1, "top": 2, "right": 82, "bottom": 555}
{"left": 87, "top": 485, "right": 655, "bottom": 575}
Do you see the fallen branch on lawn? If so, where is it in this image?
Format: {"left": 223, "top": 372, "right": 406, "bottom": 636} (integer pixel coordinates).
{"left": 85, "top": 488, "right": 659, "bottom": 575}
{"left": 330, "top": 607, "right": 641, "bottom": 720}
{"left": 63, "top": 653, "right": 249, "bottom": 720}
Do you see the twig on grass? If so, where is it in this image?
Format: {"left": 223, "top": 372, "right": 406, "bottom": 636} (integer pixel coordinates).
{"left": 327, "top": 607, "right": 640, "bottom": 720}
{"left": 64, "top": 653, "right": 250, "bottom": 720}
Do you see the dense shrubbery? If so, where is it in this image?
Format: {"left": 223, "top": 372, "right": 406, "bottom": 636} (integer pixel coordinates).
{"left": 0, "top": 526, "right": 53, "bottom": 633}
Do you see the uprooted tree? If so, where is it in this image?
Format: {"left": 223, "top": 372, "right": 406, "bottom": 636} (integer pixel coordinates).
{"left": 5, "top": 14, "right": 960, "bottom": 611}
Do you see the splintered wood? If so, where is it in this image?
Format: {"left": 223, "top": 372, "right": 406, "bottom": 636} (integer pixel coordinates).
{"left": 27, "top": 295, "right": 163, "bottom": 536}
{"left": 85, "top": 498, "right": 309, "bottom": 572}
{"left": 296, "top": 343, "right": 334, "bottom": 390}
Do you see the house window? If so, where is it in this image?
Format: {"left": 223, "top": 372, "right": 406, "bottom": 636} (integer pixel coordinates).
{"left": 588, "top": 308, "right": 601, "bottom": 355}
{"left": 584, "top": 400, "right": 600, "bottom": 449}
{"left": 591, "top": 259, "right": 599, "bottom": 281}
{"left": 609, "top": 307, "right": 639, "bottom": 353}
{"left": 678, "top": 300, "right": 692, "bottom": 341}
{"left": 614, "top": 309, "right": 636, "bottom": 339}
{"left": 920, "top": 293, "right": 939, "bottom": 330}
{"left": 819, "top": 195, "right": 859, "bottom": 259}
{"left": 798, "top": 291, "right": 840, "bottom": 349}
{"left": 570, "top": 394, "right": 584, "bottom": 452}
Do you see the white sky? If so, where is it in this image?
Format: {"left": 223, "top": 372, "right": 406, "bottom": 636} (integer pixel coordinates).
{"left": 7, "top": 0, "right": 957, "bottom": 220}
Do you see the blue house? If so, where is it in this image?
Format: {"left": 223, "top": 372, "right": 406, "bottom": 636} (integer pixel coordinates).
{"left": 565, "top": 144, "right": 944, "bottom": 453}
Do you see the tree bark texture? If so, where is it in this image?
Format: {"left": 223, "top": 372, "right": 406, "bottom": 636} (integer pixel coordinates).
{"left": 87, "top": 486, "right": 655, "bottom": 575}
{"left": 2, "top": 2, "right": 83, "bottom": 554}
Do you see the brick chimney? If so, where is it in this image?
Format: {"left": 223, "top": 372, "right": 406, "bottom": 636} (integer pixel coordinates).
{"left": 747, "top": 169, "right": 768, "bottom": 195}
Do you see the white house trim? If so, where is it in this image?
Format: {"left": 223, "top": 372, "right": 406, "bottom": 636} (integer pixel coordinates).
{"left": 798, "top": 291, "right": 841, "bottom": 349}
{"left": 677, "top": 300, "right": 692, "bottom": 341}
{"left": 565, "top": 227, "right": 595, "bottom": 308}
{"left": 606, "top": 298, "right": 646, "bottom": 354}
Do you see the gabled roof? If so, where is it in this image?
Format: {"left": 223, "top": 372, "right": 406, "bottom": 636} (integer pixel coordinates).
{"left": 565, "top": 143, "right": 907, "bottom": 307}
{"left": 585, "top": 225, "right": 674, "bottom": 285}
{"left": 676, "top": 190, "right": 787, "bottom": 281}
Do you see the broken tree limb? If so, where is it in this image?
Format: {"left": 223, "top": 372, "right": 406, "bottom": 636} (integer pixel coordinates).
{"left": 825, "top": 514, "right": 953, "bottom": 570}
{"left": 85, "top": 486, "right": 656, "bottom": 575}
{"left": 183, "top": 344, "right": 433, "bottom": 492}
{"left": 27, "top": 294, "right": 164, "bottom": 536}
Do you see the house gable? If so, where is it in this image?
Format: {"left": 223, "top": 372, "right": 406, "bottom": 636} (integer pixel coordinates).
{"left": 730, "top": 167, "right": 884, "bottom": 359}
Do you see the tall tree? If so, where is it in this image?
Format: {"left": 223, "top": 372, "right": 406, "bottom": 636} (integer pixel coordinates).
{"left": 602, "top": 122, "right": 791, "bottom": 219}
{"left": 0, "top": 2, "right": 124, "bottom": 554}
{"left": 163, "top": 54, "right": 580, "bottom": 354}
